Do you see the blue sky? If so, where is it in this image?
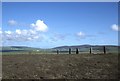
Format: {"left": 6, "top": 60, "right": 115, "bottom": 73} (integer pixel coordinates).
{"left": 2, "top": 2, "right": 119, "bottom": 48}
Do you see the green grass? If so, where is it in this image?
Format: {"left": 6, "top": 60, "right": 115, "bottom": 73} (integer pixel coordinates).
{"left": 1, "top": 50, "right": 119, "bottom": 55}
{"left": 1, "top": 46, "right": 119, "bottom": 55}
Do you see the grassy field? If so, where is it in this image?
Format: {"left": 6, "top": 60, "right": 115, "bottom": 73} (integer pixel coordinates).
{"left": 1, "top": 45, "right": 119, "bottom": 55}
{"left": 2, "top": 53, "right": 118, "bottom": 79}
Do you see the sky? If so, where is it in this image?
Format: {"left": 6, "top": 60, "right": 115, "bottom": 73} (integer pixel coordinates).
{"left": 1, "top": 2, "right": 119, "bottom": 48}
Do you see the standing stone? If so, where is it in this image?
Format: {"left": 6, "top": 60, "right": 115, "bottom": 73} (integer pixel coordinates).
{"left": 76, "top": 48, "right": 79, "bottom": 54}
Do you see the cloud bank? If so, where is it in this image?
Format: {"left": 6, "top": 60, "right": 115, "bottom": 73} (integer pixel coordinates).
{"left": 3, "top": 29, "right": 45, "bottom": 41}
{"left": 3, "top": 20, "right": 48, "bottom": 42}
{"left": 2, "top": 19, "right": 68, "bottom": 43}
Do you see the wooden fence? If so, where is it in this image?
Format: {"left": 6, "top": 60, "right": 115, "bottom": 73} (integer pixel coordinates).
{"left": 56, "top": 46, "right": 106, "bottom": 54}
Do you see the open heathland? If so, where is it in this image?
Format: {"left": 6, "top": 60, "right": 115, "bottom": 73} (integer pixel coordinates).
{"left": 2, "top": 53, "right": 118, "bottom": 79}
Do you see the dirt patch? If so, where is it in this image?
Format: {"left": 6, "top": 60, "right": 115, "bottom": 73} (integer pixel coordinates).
{"left": 2, "top": 54, "right": 118, "bottom": 79}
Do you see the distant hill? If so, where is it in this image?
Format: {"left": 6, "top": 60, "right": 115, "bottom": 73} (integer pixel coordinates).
{"left": 0, "top": 46, "right": 42, "bottom": 52}
{"left": 0, "top": 45, "right": 119, "bottom": 53}
{"left": 52, "top": 45, "right": 119, "bottom": 53}
{"left": 53, "top": 45, "right": 118, "bottom": 49}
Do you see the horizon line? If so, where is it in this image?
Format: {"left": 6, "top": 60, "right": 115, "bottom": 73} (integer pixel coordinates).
{"left": 1, "top": 44, "right": 119, "bottom": 49}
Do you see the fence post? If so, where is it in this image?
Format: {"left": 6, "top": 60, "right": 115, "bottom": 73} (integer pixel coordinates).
{"left": 76, "top": 48, "right": 79, "bottom": 54}
{"left": 90, "top": 47, "right": 92, "bottom": 54}
{"left": 69, "top": 48, "right": 71, "bottom": 54}
{"left": 57, "top": 50, "right": 59, "bottom": 54}
{"left": 103, "top": 46, "right": 106, "bottom": 54}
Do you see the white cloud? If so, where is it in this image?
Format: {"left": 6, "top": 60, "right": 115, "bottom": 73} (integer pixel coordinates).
{"left": 27, "top": 37, "right": 32, "bottom": 41}
{"left": 8, "top": 20, "right": 17, "bottom": 26}
{"left": 16, "top": 29, "right": 30, "bottom": 35}
{"left": 3, "top": 29, "right": 42, "bottom": 42}
{"left": 76, "top": 32, "right": 87, "bottom": 40}
{"left": 31, "top": 20, "right": 48, "bottom": 32}
{"left": 0, "top": 28, "right": 2, "bottom": 34}
{"left": 16, "top": 29, "right": 22, "bottom": 34}
{"left": 29, "top": 29, "right": 36, "bottom": 34}
{"left": 5, "top": 31, "right": 12, "bottom": 34}
{"left": 16, "top": 29, "right": 36, "bottom": 40}
{"left": 3, "top": 19, "right": 49, "bottom": 42}
{"left": 77, "top": 32, "right": 85, "bottom": 37}
{"left": 0, "top": 31, "right": 2, "bottom": 34}
{"left": 111, "top": 24, "right": 120, "bottom": 31}
{"left": 33, "top": 36, "right": 39, "bottom": 39}
{"left": 31, "top": 23, "right": 35, "bottom": 27}
{"left": 22, "top": 30, "right": 28, "bottom": 35}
